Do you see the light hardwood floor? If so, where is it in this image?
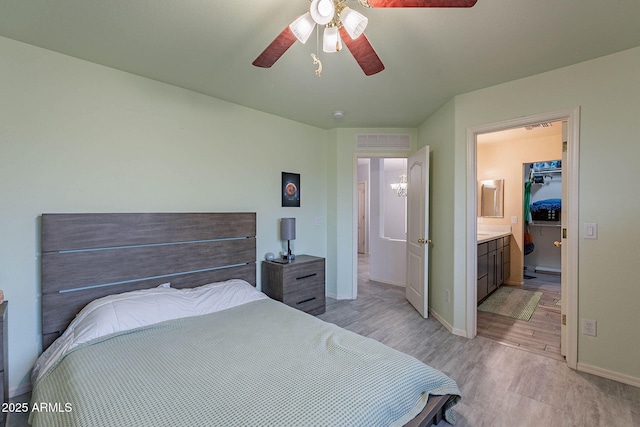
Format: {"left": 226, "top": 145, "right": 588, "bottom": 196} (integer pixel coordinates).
{"left": 7, "top": 260, "right": 639, "bottom": 426}
{"left": 317, "top": 254, "right": 639, "bottom": 426}
{"left": 477, "top": 272, "right": 563, "bottom": 361}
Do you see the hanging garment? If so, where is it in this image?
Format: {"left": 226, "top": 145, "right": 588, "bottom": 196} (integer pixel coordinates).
{"left": 524, "top": 181, "right": 532, "bottom": 224}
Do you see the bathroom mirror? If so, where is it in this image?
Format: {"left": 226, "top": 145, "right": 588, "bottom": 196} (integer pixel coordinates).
{"left": 478, "top": 179, "right": 504, "bottom": 218}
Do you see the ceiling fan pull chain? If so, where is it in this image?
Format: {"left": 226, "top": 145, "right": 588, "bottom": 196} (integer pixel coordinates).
{"left": 311, "top": 53, "right": 323, "bottom": 77}
{"left": 311, "top": 25, "right": 322, "bottom": 77}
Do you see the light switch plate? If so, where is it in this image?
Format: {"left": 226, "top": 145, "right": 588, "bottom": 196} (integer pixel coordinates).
{"left": 584, "top": 223, "right": 598, "bottom": 239}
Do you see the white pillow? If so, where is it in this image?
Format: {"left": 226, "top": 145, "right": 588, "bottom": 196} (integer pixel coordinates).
{"left": 33, "top": 279, "right": 267, "bottom": 383}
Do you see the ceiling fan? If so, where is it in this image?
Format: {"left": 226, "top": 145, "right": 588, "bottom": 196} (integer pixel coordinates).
{"left": 253, "top": 0, "right": 477, "bottom": 76}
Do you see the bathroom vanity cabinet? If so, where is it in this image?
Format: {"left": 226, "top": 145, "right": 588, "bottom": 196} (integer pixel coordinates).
{"left": 477, "top": 236, "right": 510, "bottom": 303}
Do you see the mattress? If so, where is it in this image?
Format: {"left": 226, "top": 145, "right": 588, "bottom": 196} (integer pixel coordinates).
{"left": 30, "top": 287, "right": 460, "bottom": 426}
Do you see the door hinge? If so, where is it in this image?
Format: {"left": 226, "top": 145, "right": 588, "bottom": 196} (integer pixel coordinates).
{"left": 562, "top": 314, "right": 566, "bottom": 326}
{"left": 562, "top": 141, "right": 568, "bottom": 152}
{"left": 562, "top": 228, "right": 567, "bottom": 239}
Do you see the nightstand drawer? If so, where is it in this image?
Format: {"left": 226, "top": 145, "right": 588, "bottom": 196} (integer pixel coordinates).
{"left": 282, "top": 277, "right": 323, "bottom": 306}
{"left": 261, "top": 255, "right": 326, "bottom": 315}
{"left": 282, "top": 261, "right": 324, "bottom": 291}
{"left": 283, "top": 293, "right": 325, "bottom": 314}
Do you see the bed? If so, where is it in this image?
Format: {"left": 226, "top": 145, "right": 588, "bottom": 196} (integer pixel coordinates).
{"left": 31, "top": 213, "right": 460, "bottom": 426}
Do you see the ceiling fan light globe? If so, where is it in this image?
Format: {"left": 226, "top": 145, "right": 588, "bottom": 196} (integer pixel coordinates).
{"left": 310, "top": 0, "right": 336, "bottom": 25}
{"left": 289, "top": 12, "right": 316, "bottom": 44}
{"left": 323, "top": 26, "right": 343, "bottom": 53}
{"left": 340, "top": 7, "right": 368, "bottom": 40}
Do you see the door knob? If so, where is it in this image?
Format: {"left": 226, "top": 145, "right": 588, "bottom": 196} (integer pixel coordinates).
{"left": 554, "top": 241, "right": 562, "bottom": 247}
{"left": 417, "top": 238, "right": 432, "bottom": 245}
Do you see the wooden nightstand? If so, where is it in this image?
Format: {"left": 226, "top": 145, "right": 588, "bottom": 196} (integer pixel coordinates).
{"left": 0, "top": 301, "right": 7, "bottom": 427}
{"left": 261, "top": 255, "right": 325, "bottom": 315}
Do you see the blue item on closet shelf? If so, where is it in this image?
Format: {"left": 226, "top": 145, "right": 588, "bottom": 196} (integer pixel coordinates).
{"left": 530, "top": 198, "right": 561, "bottom": 212}
{"left": 532, "top": 160, "right": 561, "bottom": 171}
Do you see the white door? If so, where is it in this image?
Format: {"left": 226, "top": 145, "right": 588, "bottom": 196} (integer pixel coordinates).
{"left": 560, "top": 123, "right": 568, "bottom": 356}
{"left": 406, "top": 146, "right": 430, "bottom": 317}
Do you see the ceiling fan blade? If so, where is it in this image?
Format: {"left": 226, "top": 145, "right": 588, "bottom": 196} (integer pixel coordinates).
{"left": 366, "top": 0, "right": 477, "bottom": 7}
{"left": 339, "top": 27, "right": 385, "bottom": 76}
{"left": 252, "top": 26, "right": 298, "bottom": 68}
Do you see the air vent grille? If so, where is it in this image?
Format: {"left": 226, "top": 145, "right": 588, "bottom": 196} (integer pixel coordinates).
{"left": 524, "top": 123, "right": 553, "bottom": 131}
{"left": 356, "top": 134, "right": 411, "bottom": 150}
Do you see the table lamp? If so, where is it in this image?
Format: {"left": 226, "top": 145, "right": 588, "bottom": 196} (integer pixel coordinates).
{"left": 281, "top": 218, "right": 296, "bottom": 261}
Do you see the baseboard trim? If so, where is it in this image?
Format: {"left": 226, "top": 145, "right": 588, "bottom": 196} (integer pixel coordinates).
{"left": 428, "top": 308, "right": 466, "bottom": 337}
{"left": 368, "top": 277, "right": 406, "bottom": 288}
{"left": 577, "top": 362, "right": 640, "bottom": 388}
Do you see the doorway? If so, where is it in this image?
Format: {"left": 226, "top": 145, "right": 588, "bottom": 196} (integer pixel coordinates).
{"left": 475, "top": 126, "right": 564, "bottom": 359}
{"left": 466, "top": 108, "right": 580, "bottom": 369}
{"left": 355, "top": 157, "right": 409, "bottom": 296}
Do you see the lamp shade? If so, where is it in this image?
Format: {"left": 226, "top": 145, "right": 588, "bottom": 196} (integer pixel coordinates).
{"left": 323, "top": 26, "right": 342, "bottom": 53}
{"left": 280, "top": 218, "right": 296, "bottom": 241}
{"left": 340, "top": 7, "right": 368, "bottom": 40}
{"left": 289, "top": 12, "right": 316, "bottom": 44}
{"left": 310, "top": 0, "right": 336, "bottom": 25}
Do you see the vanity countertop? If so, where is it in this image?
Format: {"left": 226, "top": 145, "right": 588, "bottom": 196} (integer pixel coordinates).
{"left": 477, "top": 231, "right": 511, "bottom": 244}
{"left": 477, "top": 226, "right": 512, "bottom": 244}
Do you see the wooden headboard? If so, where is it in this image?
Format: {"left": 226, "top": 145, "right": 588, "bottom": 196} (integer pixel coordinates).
{"left": 41, "top": 213, "right": 257, "bottom": 350}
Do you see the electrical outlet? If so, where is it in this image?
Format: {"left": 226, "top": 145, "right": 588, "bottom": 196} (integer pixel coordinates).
{"left": 582, "top": 319, "right": 597, "bottom": 337}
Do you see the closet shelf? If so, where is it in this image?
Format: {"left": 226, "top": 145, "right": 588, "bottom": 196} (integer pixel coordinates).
{"left": 533, "top": 169, "right": 562, "bottom": 175}
{"left": 529, "top": 221, "right": 561, "bottom": 227}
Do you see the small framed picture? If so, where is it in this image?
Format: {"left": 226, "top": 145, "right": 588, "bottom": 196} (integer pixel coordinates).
{"left": 282, "top": 172, "right": 300, "bottom": 207}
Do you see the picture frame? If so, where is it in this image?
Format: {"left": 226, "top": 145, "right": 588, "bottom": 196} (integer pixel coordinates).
{"left": 282, "top": 172, "right": 300, "bottom": 207}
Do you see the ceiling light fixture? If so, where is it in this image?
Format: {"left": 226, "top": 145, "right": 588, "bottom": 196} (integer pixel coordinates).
{"left": 253, "top": 0, "right": 477, "bottom": 76}
{"left": 390, "top": 158, "right": 408, "bottom": 197}
{"left": 323, "top": 26, "right": 343, "bottom": 53}
{"left": 390, "top": 172, "right": 408, "bottom": 197}
{"left": 289, "top": 13, "right": 316, "bottom": 44}
{"left": 284, "top": 0, "right": 372, "bottom": 75}
{"left": 340, "top": 7, "right": 368, "bottom": 39}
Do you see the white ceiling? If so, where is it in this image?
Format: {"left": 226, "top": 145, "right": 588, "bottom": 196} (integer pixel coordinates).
{"left": 2, "top": 0, "right": 640, "bottom": 129}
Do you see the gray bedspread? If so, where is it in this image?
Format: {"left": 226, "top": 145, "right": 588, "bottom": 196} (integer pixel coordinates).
{"left": 30, "top": 299, "right": 460, "bottom": 426}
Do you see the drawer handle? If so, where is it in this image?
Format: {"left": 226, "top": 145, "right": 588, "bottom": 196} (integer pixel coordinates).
{"left": 296, "top": 297, "right": 317, "bottom": 305}
{"left": 296, "top": 273, "right": 317, "bottom": 280}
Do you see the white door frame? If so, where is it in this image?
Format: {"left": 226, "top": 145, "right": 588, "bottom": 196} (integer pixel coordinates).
{"left": 466, "top": 107, "right": 580, "bottom": 369}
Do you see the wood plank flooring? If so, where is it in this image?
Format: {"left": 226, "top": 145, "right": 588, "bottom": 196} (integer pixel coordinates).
{"left": 314, "top": 254, "right": 640, "bottom": 427}
{"left": 477, "top": 272, "right": 563, "bottom": 361}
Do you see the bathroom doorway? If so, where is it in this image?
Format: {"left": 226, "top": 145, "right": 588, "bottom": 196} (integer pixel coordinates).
{"left": 475, "top": 124, "right": 563, "bottom": 359}
{"left": 467, "top": 107, "right": 580, "bottom": 369}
